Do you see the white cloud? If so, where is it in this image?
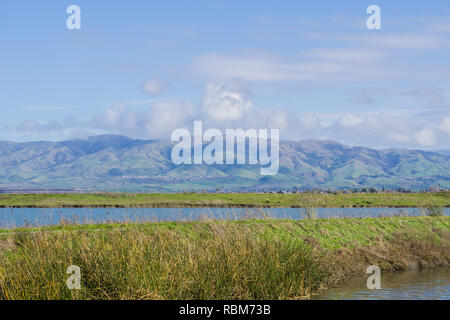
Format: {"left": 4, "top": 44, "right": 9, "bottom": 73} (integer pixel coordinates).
{"left": 13, "top": 78, "right": 450, "bottom": 149}
{"left": 388, "top": 132, "right": 411, "bottom": 143}
{"left": 91, "top": 100, "right": 197, "bottom": 139}
{"left": 298, "top": 113, "right": 320, "bottom": 129}
{"left": 337, "top": 114, "right": 364, "bottom": 127}
{"left": 289, "top": 111, "right": 449, "bottom": 149}
{"left": 143, "top": 78, "right": 167, "bottom": 95}
{"left": 265, "top": 109, "right": 289, "bottom": 129}
{"left": 303, "top": 48, "right": 387, "bottom": 63}
{"left": 143, "top": 100, "right": 197, "bottom": 137}
{"left": 96, "top": 104, "right": 124, "bottom": 129}
{"left": 414, "top": 129, "right": 436, "bottom": 147}
{"left": 14, "top": 105, "right": 450, "bottom": 149}
{"left": 202, "top": 79, "right": 252, "bottom": 122}
{"left": 189, "top": 52, "right": 394, "bottom": 85}
{"left": 364, "top": 34, "right": 447, "bottom": 50}
{"left": 439, "top": 117, "right": 450, "bottom": 134}
{"left": 189, "top": 25, "right": 450, "bottom": 87}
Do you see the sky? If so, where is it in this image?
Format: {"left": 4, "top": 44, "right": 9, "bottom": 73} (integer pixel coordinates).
{"left": 0, "top": 0, "right": 449, "bottom": 149}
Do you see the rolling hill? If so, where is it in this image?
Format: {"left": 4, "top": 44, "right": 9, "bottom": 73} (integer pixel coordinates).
{"left": 0, "top": 135, "right": 448, "bottom": 192}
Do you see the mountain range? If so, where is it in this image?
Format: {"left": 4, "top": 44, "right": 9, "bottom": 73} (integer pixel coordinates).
{"left": 0, "top": 135, "right": 448, "bottom": 192}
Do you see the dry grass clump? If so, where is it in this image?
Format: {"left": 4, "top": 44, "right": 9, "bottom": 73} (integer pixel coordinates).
{"left": 323, "top": 228, "right": 450, "bottom": 282}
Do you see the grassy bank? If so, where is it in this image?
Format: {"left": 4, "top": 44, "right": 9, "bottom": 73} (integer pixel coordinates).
{"left": 0, "top": 216, "right": 448, "bottom": 300}
{"left": 0, "top": 192, "right": 449, "bottom": 208}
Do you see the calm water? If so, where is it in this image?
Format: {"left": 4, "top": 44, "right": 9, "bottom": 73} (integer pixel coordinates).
{"left": 0, "top": 207, "right": 448, "bottom": 228}
{"left": 311, "top": 267, "right": 450, "bottom": 300}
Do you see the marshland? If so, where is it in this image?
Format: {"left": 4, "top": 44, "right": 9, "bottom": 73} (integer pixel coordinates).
{"left": 0, "top": 194, "right": 448, "bottom": 300}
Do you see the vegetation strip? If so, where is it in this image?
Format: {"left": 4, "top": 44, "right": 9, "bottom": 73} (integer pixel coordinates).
{"left": 0, "top": 192, "right": 449, "bottom": 208}
{"left": 0, "top": 216, "right": 448, "bottom": 300}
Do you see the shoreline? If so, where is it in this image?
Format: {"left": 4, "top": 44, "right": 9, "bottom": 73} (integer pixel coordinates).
{"left": 2, "top": 204, "right": 450, "bottom": 209}
{"left": 0, "top": 192, "right": 449, "bottom": 208}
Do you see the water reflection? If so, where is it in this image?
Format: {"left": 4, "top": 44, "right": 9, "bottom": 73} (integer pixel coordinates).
{"left": 311, "top": 267, "right": 450, "bottom": 300}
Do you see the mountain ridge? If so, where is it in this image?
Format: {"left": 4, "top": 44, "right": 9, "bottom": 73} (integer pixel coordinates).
{"left": 0, "top": 135, "right": 448, "bottom": 192}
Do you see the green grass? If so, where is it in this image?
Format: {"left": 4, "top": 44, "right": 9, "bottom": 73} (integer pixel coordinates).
{"left": 0, "top": 216, "right": 448, "bottom": 300}
{"left": 0, "top": 192, "right": 449, "bottom": 208}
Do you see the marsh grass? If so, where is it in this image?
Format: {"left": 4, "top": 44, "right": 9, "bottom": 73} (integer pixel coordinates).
{"left": 300, "top": 208, "right": 319, "bottom": 220}
{"left": 0, "top": 222, "right": 329, "bottom": 300}
{"left": 0, "top": 192, "right": 448, "bottom": 208}
{"left": 0, "top": 216, "right": 448, "bottom": 300}
{"left": 423, "top": 207, "right": 444, "bottom": 217}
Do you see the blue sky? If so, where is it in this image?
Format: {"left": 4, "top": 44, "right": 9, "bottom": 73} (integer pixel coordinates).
{"left": 0, "top": 0, "right": 449, "bottom": 149}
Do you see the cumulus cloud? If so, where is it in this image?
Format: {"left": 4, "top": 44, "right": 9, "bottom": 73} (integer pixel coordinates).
{"left": 13, "top": 77, "right": 450, "bottom": 149}
{"left": 202, "top": 79, "right": 252, "bottom": 122}
{"left": 142, "top": 77, "right": 167, "bottom": 95}
{"left": 91, "top": 100, "right": 198, "bottom": 138}
{"left": 143, "top": 100, "right": 198, "bottom": 136}
{"left": 14, "top": 106, "right": 450, "bottom": 149}
{"left": 414, "top": 129, "right": 436, "bottom": 147}
{"left": 337, "top": 114, "right": 364, "bottom": 127}
{"left": 286, "top": 110, "right": 450, "bottom": 149}
{"left": 439, "top": 117, "right": 450, "bottom": 134}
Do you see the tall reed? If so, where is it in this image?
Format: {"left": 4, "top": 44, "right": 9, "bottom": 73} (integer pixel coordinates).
{"left": 0, "top": 222, "right": 329, "bottom": 300}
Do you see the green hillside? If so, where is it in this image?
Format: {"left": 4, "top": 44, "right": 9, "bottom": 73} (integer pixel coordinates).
{"left": 0, "top": 135, "right": 448, "bottom": 192}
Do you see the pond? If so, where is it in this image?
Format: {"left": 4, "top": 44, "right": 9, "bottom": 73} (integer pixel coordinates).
{"left": 0, "top": 207, "right": 448, "bottom": 228}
